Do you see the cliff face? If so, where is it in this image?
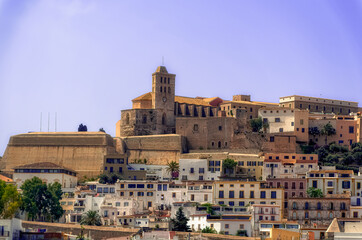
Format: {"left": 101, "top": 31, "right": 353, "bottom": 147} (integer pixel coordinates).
{"left": 1, "top": 132, "right": 117, "bottom": 178}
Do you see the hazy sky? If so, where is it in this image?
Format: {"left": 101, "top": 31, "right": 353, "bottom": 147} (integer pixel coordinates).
{"left": 1, "top": 0, "right": 362, "bottom": 155}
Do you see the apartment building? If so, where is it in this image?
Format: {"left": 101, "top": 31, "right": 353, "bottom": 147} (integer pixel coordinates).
{"left": 309, "top": 114, "right": 358, "bottom": 146}
{"left": 188, "top": 214, "right": 252, "bottom": 236}
{"left": 258, "top": 107, "right": 309, "bottom": 142}
{"left": 263, "top": 153, "right": 318, "bottom": 179}
{"left": 307, "top": 170, "right": 354, "bottom": 195}
{"left": 213, "top": 181, "right": 284, "bottom": 215}
{"left": 279, "top": 95, "right": 359, "bottom": 115}
{"left": 288, "top": 194, "right": 350, "bottom": 227}
{"left": 251, "top": 204, "right": 281, "bottom": 235}
{"left": 99, "top": 195, "right": 144, "bottom": 225}
{"left": 179, "top": 159, "right": 220, "bottom": 181}
{"left": 116, "top": 180, "right": 164, "bottom": 209}
{"left": 13, "top": 162, "right": 77, "bottom": 192}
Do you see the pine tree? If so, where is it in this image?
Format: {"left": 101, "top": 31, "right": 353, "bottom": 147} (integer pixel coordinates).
{"left": 171, "top": 207, "right": 190, "bottom": 232}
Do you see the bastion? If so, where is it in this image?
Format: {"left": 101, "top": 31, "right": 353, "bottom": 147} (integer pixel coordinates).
{"left": 1, "top": 132, "right": 117, "bottom": 178}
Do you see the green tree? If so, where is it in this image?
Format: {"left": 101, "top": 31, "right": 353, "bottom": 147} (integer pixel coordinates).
{"left": 202, "top": 226, "right": 217, "bottom": 233}
{"left": 80, "top": 210, "right": 102, "bottom": 226}
{"left": 78, "top": 124, "right": 88, "bottom": 132}
{"left": 21, "top": 177, "right": 63, "bottom": 222}
{"left": 236, "top": 230, "right": 248, "bottom": 237}
{"left": 201, "top": 203, "right": 215, "bottom": 215}
{"left": 249, "top": 117, "right": 263, "bottom": 132}
{"left": 309, "top": 127, "right": 320, "bottom": 137}
{"left": 0, "top": 180, "right": 21, "bottom": 219}
{"left": 307, "top": 187, "right": 323, "bottom": 198}
{"left": 171, "top": 207, "right": 190, "bottom": 232}
{"left": 222, "top": 158, "right": 237, "bottom": 175}
{"left": 166, "top": 161, "right": 179, "bottom": 179}
{"left": 321, "top": 123, "right": 336, "bottom": 145}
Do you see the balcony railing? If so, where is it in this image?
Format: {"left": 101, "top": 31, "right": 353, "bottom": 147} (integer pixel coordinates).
{"left": 0, "top": 231, "right": 10, "bottom": 237}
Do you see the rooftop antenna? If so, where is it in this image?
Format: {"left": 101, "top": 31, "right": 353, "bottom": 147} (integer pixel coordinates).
{"left": 162, "top": 56, "right": 164, "bottom": 66}
{"left": 40, "top": 112, "right": 42, "bottom": 132}
{"left": 55, "top": 112, "right": 57, "bottom": 132}
{"left": 48, "top": 112, "right": 50, "bottom": 132}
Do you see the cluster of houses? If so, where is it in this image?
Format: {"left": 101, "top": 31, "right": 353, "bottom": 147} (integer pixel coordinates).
{"left": 3, "top": 151, "right": 362, "bottom": 240}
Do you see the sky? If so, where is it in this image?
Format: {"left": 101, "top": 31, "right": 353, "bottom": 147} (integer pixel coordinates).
{"left": 0, "top": 0, "right": 362, "bottom": 155}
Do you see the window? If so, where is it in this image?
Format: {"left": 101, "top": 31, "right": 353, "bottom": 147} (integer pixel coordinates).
{"left": 199, "top": 168, "right": 205, "bottom": 173}
{"left": 193, "top": 124, "right": 199, "bottom": 131}
{"left": 218, "top": 126, "right": 222, "bottom": 131}
{"left": 270, "top": 136, "right": 275, "bottom": 142}
{"left": 172, "top": 193, "right": 176, "bottom": 198}
{"left": 239, "top": 191, "right": 244, "bottom": 198}
{"left": 271, "top": 191, "right": 277, "bottom": 199}
{"left": 349, "top": 126, "right": 354, "bottom": 133}
{"left": 275, "top": 118, "right": 280, "bottom": 122}
{"left": 229, "top": 191, "right": 234, "bottom": 198}
{"left": 250, "top": 191, "right": 254, "bottom": 198}
{"left": 305, "top": 202, "right": 309, "bottom": 210}
{"left": 239, "top": 201, "right": 245, "bottom": 206}
{"left": 219, "top": 191, "right": 224, "bottom": 198}
{"left": 225, "top": 224, "right": 229, "bottom": 229}
{"left": 328, "top": 181, "right": 333, "bottom": 187}
{"left": 229, "top": 201, "right": 234, "bottom": 206}
{"left": 260, "top": 191, "right": 266, "bottom": 199}
{"left": 312, "top": 180, "right": 317, "bottom": 188}
{"left": 300, "top": 182, "right": 304, "bottom": 189}
{"left": 191, "top": 194, "right": 195, "bottom": 201}
{"left": 302, "top": 128, "right": 305, "bottom": 133}
{"left": 342, "top": 181, "right": 351, "bottom": 189}
{"left": 279, "top": 128, "right": 283, "bottom": 132}
{"left": 163, "top": 184, "right": 167, "bottom": 191}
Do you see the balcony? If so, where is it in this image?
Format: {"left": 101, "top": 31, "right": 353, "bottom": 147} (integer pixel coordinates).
{"left": 0, "top": 231, "right": 9, "bottom": 237}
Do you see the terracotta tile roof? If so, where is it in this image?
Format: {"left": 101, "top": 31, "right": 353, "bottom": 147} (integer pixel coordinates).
{"left": 309, "top": 170, "right": 353, "bottom": 174}
{"left": 0, "top": 174, "right": 13, "bottom": 183}
{"left": 13, "top": 162, "right": 76, "bottom": 173}
{"left": 132, "top": 92, "right": 152, "bottom": 101}
{"left": 132, "top": 92, "right": 218, "bottom": 107}
{"left": 175, "top": 96, "right": 215, "bottom": 106}
{"left": 222, "top": 100, "right": 278, "bottom": 106}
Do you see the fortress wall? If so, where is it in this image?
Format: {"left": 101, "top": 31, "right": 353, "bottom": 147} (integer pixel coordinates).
{"left": 1, "top": 132, "right": 116, "bottom": 178}
{"left": 119, "top": 134, "right": 183, "bottom": 164}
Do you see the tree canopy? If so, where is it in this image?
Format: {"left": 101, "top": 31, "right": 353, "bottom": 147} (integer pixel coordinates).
{"left": 171, "top": 207, "right": 190, "bottom": 232}
{"left": 166, "top": 161, "right": 179, "bottom": 179}
{"left": 80, "top": 210, "right": 102, "bottom": 226}
{"left": 0, "top": 180, "right": 21, "bottom": 219}
{"left": 202, "top": 226, "right": 217, "bottom": 233}
{"left": 78, "top": 124, "right": 88, "bottom": 132}
{"left": 21, "top": 177, "right": 63, "bottom": 222}
{"left": 307, "top": 187, "right": 323, "bottom": 198}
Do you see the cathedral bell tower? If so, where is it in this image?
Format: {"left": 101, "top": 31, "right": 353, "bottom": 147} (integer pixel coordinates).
{"left": 152, "top": 66, "right": 176, "bottom": 133}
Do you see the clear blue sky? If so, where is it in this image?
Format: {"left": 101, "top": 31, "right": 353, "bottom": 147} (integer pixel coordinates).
{"left": 1, "top": 0, "right": 362, "bottom": 155}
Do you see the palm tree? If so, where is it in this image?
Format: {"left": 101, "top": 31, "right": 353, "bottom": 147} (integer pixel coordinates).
{"left": 80, "top": 210, "right": 102, "bottom": 226}
{"left": 321, "top": 123, "right": 336, "bottom": 145}
{"left": 166, "top": 161, "right": 179, "bottom": 179}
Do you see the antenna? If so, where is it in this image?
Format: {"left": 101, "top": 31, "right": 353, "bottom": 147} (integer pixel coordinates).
{"left": 40, "top": 112, "right": 42, "bottom": 132}
{"left": 162, "top": 56, "right": 164, "bottom": 66}
{"left": 55, "top": 112, "right": 57, "bottom": 132}
{"left": 48, "top": 112, "right": 50, "bottom": 132}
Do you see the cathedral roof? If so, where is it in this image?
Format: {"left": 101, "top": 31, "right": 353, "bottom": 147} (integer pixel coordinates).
{"left": 132, "top": 92, "right": 219, "bottom": 107}
{"left": 175, "top": 96, "right": 216, "bottom": 106}
{"left": 132, "top": 92, "right": 152, "bottom": 102}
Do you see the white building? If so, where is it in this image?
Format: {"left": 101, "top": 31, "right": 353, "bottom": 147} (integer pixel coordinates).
{"left": 128, "top": 164, "right": 170, "bottom": 180}
{"left": 178, "top": 159, "right": 221, "bottom": 182}
{"left": 13, "top": 162, "right": 77, "bottom": 192}
{"left": 0, "top": 218, "right": 22, "bottom": 240}
{"left": 100, "top": 195, "right": 144, "bottom": 225}
{"left": 188, "top": 214, "right": 252, "bottom": 237}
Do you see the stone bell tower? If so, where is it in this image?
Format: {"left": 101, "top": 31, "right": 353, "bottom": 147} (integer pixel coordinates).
{"left": 152, "top": 66, "right": 176, "bottom": 133}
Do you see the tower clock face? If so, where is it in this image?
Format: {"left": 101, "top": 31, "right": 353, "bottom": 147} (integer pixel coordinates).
{"left": 162, "top": 97, "right": 167, "bottom": 102}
